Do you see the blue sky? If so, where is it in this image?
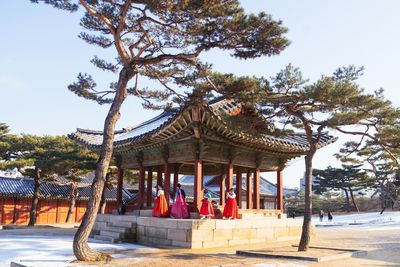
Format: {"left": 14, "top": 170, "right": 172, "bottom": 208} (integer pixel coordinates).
{"left": 1, "top": 1, "right": 399, "bottom": 187}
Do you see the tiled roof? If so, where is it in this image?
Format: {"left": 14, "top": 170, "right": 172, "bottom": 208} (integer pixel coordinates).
{"left": 0, "top": 176, "right": 134, "bottom": 204}
{"left": 71, "top": 108, "right": 179, "bottom": 147}
{"left": 180, "top": 175, "right": 295, "bottom": 197}
{"left": 70, "top": 98, "right": 337, "bottom": 154}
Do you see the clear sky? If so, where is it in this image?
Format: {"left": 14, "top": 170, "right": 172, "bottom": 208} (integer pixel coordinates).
{"left": 1, "top": 1, "right": 399, "bottom": 188}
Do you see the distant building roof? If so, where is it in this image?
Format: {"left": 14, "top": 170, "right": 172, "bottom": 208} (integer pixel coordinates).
{"left": 0, "top": 176, "right": 134, "bottom": 204}
{"left": 179, "top": 174, "right": 296, "bottom": 198}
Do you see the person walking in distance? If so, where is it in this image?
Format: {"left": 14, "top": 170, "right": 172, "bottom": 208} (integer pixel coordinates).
{"left": 319, "top": 209, "right": 324, "bottom": 222}
{"left": 328, "top": 210, "right": 333, "bottom": 222}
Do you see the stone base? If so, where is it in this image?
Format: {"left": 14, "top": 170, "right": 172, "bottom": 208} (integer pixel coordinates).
{"left": 93, "top": 214, "right": 312, "bottom": 249}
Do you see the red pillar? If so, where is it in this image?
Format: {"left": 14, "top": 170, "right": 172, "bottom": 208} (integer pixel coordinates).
{"left": 146, "top": 167, "right": 153, "bottom": 207}
{"left": 236, "top": 167, "right": 242, "bottom": 208}
{"left": 157, "top": 166, "right": 163, "bottom": 187}
{"left": 246, "top": 170, "right": 252, "bottom": 209}
{"left": 173, "top": 163, "right": 179, "bottom": 196}
{"left": 226, "top": 162, "right": 233, "bottom": 191}
{"left": 164, "top": 163, "right": 171, "bottom": 205}
{"left": 138, "top": 166, "right": 145, "bottom": 208}
{"left": 117, "top": 167, "right": 124, "bottom": 211}
{"left": 277, "top": 170, "right": 283, "bottom": 211}
{"left": 253, "top": 168, "right": 260, "bottom": 210}
{"left": 219, "top": 174, "right": 225, "bottom": 205}
{"left": 194, "top": 160, "right": 203, "bottom": 212}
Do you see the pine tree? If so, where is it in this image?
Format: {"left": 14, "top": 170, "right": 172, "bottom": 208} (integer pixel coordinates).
{"left": 201, "top": 65, "right": 400, "bottom": 251}
{"left": 0, "top": 135, "right": 97, "bottom": 225}
{"left": 0, "top": 123, "right": 9, "bottom": 137}
{"left": 343, "top": 140, "right": 400, "bottom": 211}
{"left": 314, "top": 164, "right": 371, "bottom": 212}
{"left": 31, "top": 0, "right": 289, "bottom": 261}
{"left": 49, "top": 140, "right": 98, "bottom": 223}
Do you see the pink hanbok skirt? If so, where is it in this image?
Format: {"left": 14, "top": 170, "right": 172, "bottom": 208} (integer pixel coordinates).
{"left": 170, "top": 195, "right": 190, "bottom": 219}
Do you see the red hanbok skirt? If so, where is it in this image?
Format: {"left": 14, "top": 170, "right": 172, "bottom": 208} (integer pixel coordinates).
{"left": 222, "top": 197, "right": 239, "bottom": 219}
{"left": 200, "top": 198, "right": 214, "bottom": 216}
{"left": 152, "top": 194, "right": 169, "bottom": 217}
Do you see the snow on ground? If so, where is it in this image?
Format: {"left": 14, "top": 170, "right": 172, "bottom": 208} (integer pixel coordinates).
{"left": 0, "top": 234, "right": 155, "bottom": 267}
{"left": 314, "top": 211, "right": 400, "bottom": 230}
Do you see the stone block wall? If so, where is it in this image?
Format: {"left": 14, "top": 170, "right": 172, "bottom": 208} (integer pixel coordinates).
{"left": 92, "top": 214, "right": 314, "bottom": 249}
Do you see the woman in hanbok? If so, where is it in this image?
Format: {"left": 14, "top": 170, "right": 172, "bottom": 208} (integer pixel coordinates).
{"left": 152, "top": 185, "right": 169, "bottom": 217}
{"left": 170, "top": 183, "right": 190, "bottom": 219}
{"left": 222, "top": 188, "right": 239, "bottom": 219}
{"left": 200, "top": 188, "right": 214, "bottom": 219}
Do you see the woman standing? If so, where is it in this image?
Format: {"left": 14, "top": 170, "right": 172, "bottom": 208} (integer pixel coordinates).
{"left": 170, "top": 183, "right": 190, "bottom": 219}
{"left": 222, "top": 188, "right": 239, "bottom": 219}
{"left": 152, "top": 185, "right": 169, "bottom": 217}
{"left": 200, "top": 189, "right": 214, "bottom": 219}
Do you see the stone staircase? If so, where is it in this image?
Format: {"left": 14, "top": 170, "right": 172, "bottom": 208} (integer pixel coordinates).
{"left": 92, "top": 214, "right": 137, "bottom": 243}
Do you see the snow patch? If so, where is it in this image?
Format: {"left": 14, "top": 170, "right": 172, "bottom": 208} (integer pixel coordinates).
{"left": 314, "top": 211, "right": 400, "bottom": 229}
{"left": 0, "top": 235, "right": 155, "bottom": 267}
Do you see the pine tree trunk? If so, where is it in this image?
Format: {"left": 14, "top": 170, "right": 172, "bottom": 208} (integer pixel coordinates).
{"left": 343, "top": 188, "right": 350, "bottom": 212}
{"left": 348, "top": 187, "right": 359, "bottom": 212}
{"left": 99, "top": 183, "right": 106, "bottom": 214}
{"left": 298, "top": 150, "right": 315, "bottom": 251}
{"left": 66, "top": 183, "right": 77, "bottom": 223}
{"left": 297, "top": 118, "right": 319, "bottom": 252}
{"left": 72, "top": 67, "right": 133, "bottom": 261}
{"left": 28, "top": 167, "right": 41, "bottom": 226}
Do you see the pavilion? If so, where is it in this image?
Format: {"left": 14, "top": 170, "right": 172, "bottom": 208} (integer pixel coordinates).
{"left": 70, "top": 98, "right": 336, "bottom": 215}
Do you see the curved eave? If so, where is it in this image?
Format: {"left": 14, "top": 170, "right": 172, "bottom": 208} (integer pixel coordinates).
{"left": 201, "top": 104, "right": 337, "bottom": 154}
{"left": 70, "top": 101, "right": 337, "bottom": 155}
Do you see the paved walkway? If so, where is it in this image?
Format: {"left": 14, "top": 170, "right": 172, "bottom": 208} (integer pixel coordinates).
{"left": 1, "top": 217, "right": 400, "bottom": 267}
{"left": 88, "top": 221, "right": 400, "bottom": 267}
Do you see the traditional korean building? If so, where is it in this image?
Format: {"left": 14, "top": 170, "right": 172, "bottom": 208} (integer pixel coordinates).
{"left": 70, "top": 98, "right": 336, "bottom": 215}
{"left": 0, "top": 176, "right": 133, "bottom": 225}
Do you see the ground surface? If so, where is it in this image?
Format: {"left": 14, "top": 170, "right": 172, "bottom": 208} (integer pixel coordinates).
{"left": 1, "top": 211, "right": 400, "bottom": 267}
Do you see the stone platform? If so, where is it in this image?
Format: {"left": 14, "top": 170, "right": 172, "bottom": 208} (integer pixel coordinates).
{"left": 92, "top": 212, "right": 312, "bottom": 249}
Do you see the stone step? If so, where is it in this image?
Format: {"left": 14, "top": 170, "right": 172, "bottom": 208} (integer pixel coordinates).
{"left": 93, "top": 235, "right": 116, "bottom": 243}
{"left": 100, "top": 230, "right": 123, "bottom": 239}
{"left": 104, "top": 226, "right": 131, "bottom": 233}
{"left": 110, "top": 221, "right": 136, "bottom": 228}
{"left": 119, "top": 215, "right": 138, "bottom": 221}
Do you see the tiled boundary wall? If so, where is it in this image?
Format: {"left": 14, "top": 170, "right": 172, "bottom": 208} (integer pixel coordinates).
{"left": 93, "top": 214, "right": 314, "bottom": 249}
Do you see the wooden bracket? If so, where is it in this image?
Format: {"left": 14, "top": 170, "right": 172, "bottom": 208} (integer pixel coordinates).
{"left": 227, "top": 145, "right": 237, "bottom": 163}
{"left": 136, "top": 151, "right": 144, "bottom": 166}
{"left": 255, "top": 153, "right": 263, "bottom": 168}
{"left": 161, "top": 145, "right": 169, "bottom": 163}
{"left": 192, "top": 138, "right": 202, "bottom": 160}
